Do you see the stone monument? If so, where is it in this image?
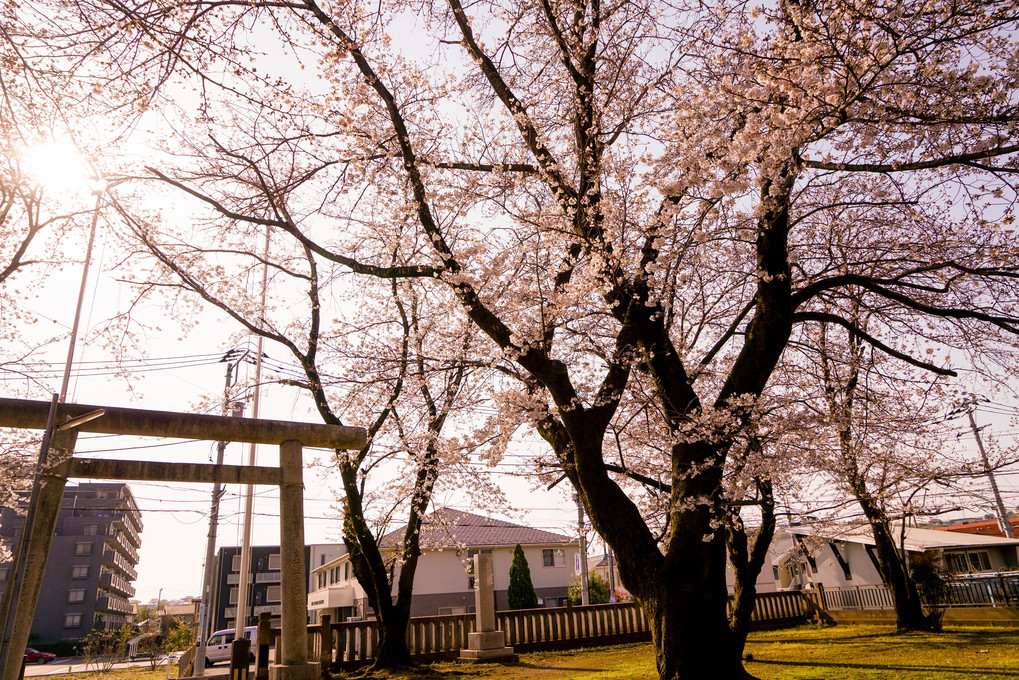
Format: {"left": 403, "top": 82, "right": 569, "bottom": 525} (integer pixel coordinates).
{"left": 460, "top": 552, "right": 517, "bottom": 662}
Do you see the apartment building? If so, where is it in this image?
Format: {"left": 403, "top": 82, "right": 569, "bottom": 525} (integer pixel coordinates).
{"left": 206, "top": 543, "right": 344, "bottom": 635}
{"left": 0, "top": 483, "right": 143, "bottom": 643}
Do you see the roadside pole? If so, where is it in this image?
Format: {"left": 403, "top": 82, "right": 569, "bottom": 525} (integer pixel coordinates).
{"left": 195, "top": 354, "right": 245, "bottom": 675}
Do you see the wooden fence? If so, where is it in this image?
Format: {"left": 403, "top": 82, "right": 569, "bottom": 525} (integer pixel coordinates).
{"left": 282, "top": 590, "right": 814, "bottom": 671}
{"left": 821, "top": 574, "right": 1019, "bottom": 610}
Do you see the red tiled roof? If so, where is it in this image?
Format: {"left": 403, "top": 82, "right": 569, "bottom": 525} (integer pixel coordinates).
{"left": 937, "top": 518, "right": 1019, "bottom": 538}
{"left": 379, "top": 508, "right": 574, "bottom": 550}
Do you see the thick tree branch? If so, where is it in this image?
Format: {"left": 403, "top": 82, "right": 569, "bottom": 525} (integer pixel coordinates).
{"left": 795, "top": 311, "right": 957, "bottom": 376}
{"left": 804, "top": 143, "right": 1019, "bottom": 173}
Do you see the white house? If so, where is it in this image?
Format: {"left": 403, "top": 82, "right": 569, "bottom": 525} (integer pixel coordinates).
{"left": 307, "top": 508, "right": 581, "bottom": 621}
{"left": 775, "top": 524, "right": 1019, "bottom": 591}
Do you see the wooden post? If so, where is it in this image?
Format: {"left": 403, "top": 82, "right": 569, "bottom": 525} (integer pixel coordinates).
{"left": 318, "top": 615, "right": 332, "bottom": 678}
{"left": 256, "top": 612, "right": 271, "bottom": 680}
{"left": 228, "top": 636, "right": 251, "bottom": 680}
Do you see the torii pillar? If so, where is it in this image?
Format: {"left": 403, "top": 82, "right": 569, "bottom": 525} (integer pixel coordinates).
{"left": 275, "top": 440, "right": 316, "bottom": 680}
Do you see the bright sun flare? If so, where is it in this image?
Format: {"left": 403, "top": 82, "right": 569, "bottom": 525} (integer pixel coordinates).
{"left": 20, "top": 140, "right": 97, "bottom": 195}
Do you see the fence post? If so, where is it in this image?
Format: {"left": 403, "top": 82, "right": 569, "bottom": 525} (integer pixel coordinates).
{"left": 255, "top": 612, "right": 271, "bottom": 680}
{"left": 318, "top": 615, "right": 332, "bottom": 678}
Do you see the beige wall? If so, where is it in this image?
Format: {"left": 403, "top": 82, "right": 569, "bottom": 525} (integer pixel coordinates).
{"left": 398, "top": 544, "right": 580, "bottom": 595}
{"left": 310, "top": 542, "right": 581, "bottom": 616}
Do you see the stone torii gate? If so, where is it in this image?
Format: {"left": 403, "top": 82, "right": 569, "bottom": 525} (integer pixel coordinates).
{"left": 0, "top": 397, "right": 366, "bottom": 680}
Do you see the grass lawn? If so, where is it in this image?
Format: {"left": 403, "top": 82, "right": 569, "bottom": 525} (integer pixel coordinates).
{"left": 33, "top": 625, "right": 1019, "bottom": 680}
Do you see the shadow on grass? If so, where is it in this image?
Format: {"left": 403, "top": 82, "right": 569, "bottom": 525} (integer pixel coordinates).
{"left": 751, "top": 630, "right": 892, "bottom": 644}
{"left": 749, "top": 658, "right": 1019, "bottom": 677}
{"left": 508, "top": 661, "right": 610, "bottom": 673}
{"left": 752, "top": 627, "right": 1018, "bottom": 647}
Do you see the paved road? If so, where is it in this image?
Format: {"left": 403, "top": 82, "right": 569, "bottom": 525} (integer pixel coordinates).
{"left": 23, "top": 658, "right": 236, "bottom": 678}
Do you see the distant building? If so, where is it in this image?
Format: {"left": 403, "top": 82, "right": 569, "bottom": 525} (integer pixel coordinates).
{"left": 307, "top": 508, "right": 581, "bottom": 622}
{"left": 0, "top": 483, "right": 142, "bottom": 644}
{"left": 205, "top": 543, "right": 344, "bottom": 636}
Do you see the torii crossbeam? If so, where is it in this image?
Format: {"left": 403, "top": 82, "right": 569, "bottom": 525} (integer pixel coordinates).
{"left": 0, "top": 397, "right": 366, "bottom": 680}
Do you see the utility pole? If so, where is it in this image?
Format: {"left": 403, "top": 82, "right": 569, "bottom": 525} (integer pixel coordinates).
{"left": 194, "top": 352, "right": 246, "bottom": 674}
{"left": 966, "top": 406, "right": 1015, "bottom": 539}
{"left": 234, "top": 226, "right": 271, "bottom": 664}
{"left": 574, "top": 494, "right": 589, "bottom": 606}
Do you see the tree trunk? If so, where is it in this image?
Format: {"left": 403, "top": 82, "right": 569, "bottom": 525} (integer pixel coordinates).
{"left": 726, "top": 477, "right": 776, "bottom": 656}
{"left": 370, "top": 606, "right": 413, "bottom": 670}
{"left": 640, "top": 537, "right": 755, "bottom": 680}
{"left": 850, "top": 477, "right": 937, "bottom": 631}
{"left": 866, "top": 511, "right": 939, "bottom": 632}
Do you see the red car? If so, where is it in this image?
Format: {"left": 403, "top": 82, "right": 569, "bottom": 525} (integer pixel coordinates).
{"left": 24, "top": 648, "right": 56, "bottom": 664}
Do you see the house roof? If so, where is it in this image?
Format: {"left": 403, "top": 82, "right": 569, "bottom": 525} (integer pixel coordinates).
{"left": 378, "top": 507, "right": 575, "bottom": 550}
{"left": 935, "top": 518, "right": 1019, "bottom": 538}
{"left": 786, "top": 523, "right": 1019, "bottom": 552}
{"left": 160, "top": 603, "right": 197, "bottom": 618}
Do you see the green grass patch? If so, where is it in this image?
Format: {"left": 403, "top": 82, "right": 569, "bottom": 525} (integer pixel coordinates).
{"left": 742, "top": 624, "right": 1019, "bottom": 679}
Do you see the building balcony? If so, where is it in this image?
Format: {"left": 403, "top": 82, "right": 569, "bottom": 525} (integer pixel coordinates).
{"left": 114, "top": 500, "right": 144, "bottom": 534}
{"left": 111, "top": 513, "right": 142, "bottom": 548}
{"left": 96, "top": 594, "right": 133, "bottom": 615}
{"left": 99, "top": 571, "right": 136, "bottom": 598}
{"left": 227, "top": 572, "right": 281, "bottom": 585}
{"left": 101, "top": 549, "right": 138, "bottom": 580}
{"left": 104, "top": 530, "right": 139, "bottom": 563}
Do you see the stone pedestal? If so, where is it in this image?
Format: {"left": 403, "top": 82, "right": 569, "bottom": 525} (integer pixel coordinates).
{"left": 459, "top": 553, "right": 517, "bottom": 663}
{"left": 269, "top": 663, "right": 320, "bottom": 680}
{"left": 460, "top": 631, "right": 517, "bottom": 662}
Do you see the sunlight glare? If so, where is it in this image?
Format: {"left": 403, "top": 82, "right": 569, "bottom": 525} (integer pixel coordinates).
{"left": 21, "top": 140, "right": 97, "bottom": 196}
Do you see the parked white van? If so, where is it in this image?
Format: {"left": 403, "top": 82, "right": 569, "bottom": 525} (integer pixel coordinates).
{"left": 203, "top": 627, "right": 256, "bottom": 666}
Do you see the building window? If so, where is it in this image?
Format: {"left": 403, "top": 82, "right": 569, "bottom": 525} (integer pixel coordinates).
{"left": 344, "top": 562, "right": 350, "bottom": 580}
{"left": 542, "top": 549, "right": 566, "bottom": 568}
{"left": 83, "top": 525, "right": 98, "bottom": 536}
{"left": 317, "top": 573, "right": 326, "bottom": 589}
{"left": 268, "top": 554, "right": 281, "bottom": 571}
{"left": 64, "top": 614, "right": 82, "bottom": 628}
{"left": 968, "top": 551, "right": 992, "bottom": 572}
{"left": 266, "top": 586, "right": 281, "bottom": 603}
{"left": 228, "top": 587, "right": 238, "bottom": 605}
{"left": 0, "top": 567, "right": 8, "bottom": 582}
{"left": 75, "top": 542, "right": 93, "bottom": 555}
{"left": 68, "top": 589, "right": 86, "bottom": 603}
{"left": 71, "top": 565, "right": 89, "bottom": 579}
{"left": 947, "top": 550, "right": 993, "bottom": 573}
{"left": 231, "top": 554, "right": 241, "bottom": 571}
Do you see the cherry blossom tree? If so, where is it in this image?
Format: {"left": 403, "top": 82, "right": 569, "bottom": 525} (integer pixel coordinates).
{"left": 30, "top": 0, "right": 1019, "bottom": 677}
{"left": 793, "top": 306, "right": 1019, "bottom": 632}
{"left": 109, "top": 144, "right": 490, "bottom": 667}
